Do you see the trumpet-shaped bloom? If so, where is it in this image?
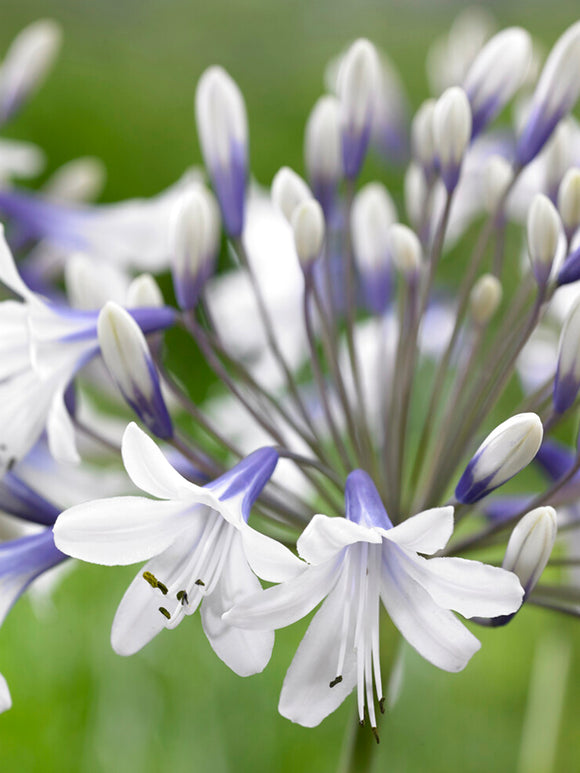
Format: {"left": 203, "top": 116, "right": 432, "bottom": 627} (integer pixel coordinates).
{"left": 225, "top": 471, "right": 523, "bottom": 729}
{"left": 54, "top": 423, "right": 302, "bottom": 675}
{"left": 0, "top": 228, "right": 175, "bottom": 470}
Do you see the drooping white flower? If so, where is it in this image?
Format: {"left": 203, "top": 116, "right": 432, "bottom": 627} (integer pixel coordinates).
{"left": 225, "top": 471, "right": 523, "bottom": 729}
{"left": 54, "top": 423, "right": 302, "bottom": 675}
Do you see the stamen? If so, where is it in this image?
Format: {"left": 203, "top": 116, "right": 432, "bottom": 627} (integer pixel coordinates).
{"left": 143, "top": 571, "right": 168, "bottom": 595}
{"left": 158, "top": 607, "right": 171, "bottom": 620}
{"left": 329, "top": 676, "right": 343, "bottom": 688}
{"left": 371, "top": 726, "right": 380, "bottom": 744}
{"left": 195, "top": 579, "right": 205, "bottom": 586}
{"left": 177, "top": 590, "right": 189, "bottom": 605}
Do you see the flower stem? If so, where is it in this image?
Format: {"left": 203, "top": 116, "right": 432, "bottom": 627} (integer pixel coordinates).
{"left": 338, "top": 716, "right": 379, "bottom": 773}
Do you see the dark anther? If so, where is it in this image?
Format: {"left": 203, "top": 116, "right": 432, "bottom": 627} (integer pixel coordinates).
{"left": 177, "top": 590, "right": 189, "bottom": 605}
{"left": 143, "top": 571, "right": 168, "bottom": 595}
{"left": 371, "top": 727, "right": 380, "bottom": 744}
{"left": 329, "top": 675, "right": 343, "bottom": 688}
{"left": 158, "top": 607, "right": 171, "bottom": 620}
{"left": 195, "top": 578, "right": 205, "bottom": 586}
{"left": 379, "top": 697, "right": 385, "bottom": 714}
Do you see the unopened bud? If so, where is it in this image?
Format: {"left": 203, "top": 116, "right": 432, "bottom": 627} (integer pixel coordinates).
{"left": 527, "top": 193, "right": 561, "bottom": 285}
{"left": 389, "top": 223, "right": 422, "bottom": 278}
{"left": 503, "top": 506, "right": 557, "bottom": 597}
{"left": 171, "top": 188, "right": 219, "bottom": 310}
{"left": 126, "top": 274, "right": 164, "bottom": 308}
{"left": 0, "top": 20, "right": 61, "bottom": 123}
{"left": 557, "top": 167, "right": 580, "bottom": 236}
{"left": 44, "top": 157, "right": 105, "bottom": 203}
{"left": 65, "top": 255, "right": 127, "bottom": 310}
{"left": 483, "top": 155, "right": 513, "bottom": 214}
{"left": 411, "top": 100, "right": 436, "bottom": 176}
{"left": 557, "top": 243, "right": 580, "bottom": 286}
{"left": 291, "top": 199, "right": 325, "bottom": 270}
{"left": 271, "top": 167, "right": 312, "bottom": 223}
{"left": 455, "top": 413, "right": 543, "bottom": 504}
{"left": 98, "top": 302, "right": 173, "bottom": 439}
{"left": 351, "top": 183, "right": 396, "bottom": 313}
{"left": 404, "top": 163, "right": 429, "bottom": 232}
{"left": 304, "top": 95, "right": 342, "bottom": 214}
{"left": 469, "top": 274, "right": 502, "bottom": 325}
{"left": 433, "top": 87, "right": 472, "bottom": 192}
{"left": 554, "top": 296, "right": 580, "bottom": 413}
{"left": 337, "top": 38, "right": 379, "bottom": 179}
{"left": 195, "top": 66, "right": 247, "bottom": 237}
{"left": 463, "top": 27, "right": 532, "bottom": 138}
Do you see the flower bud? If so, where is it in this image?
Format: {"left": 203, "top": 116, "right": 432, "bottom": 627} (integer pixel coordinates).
{"left": 291, "top": 199, "right": 325, "bottom": 270}
{"left": 527, "top": 193, "right": 561, "bottom": 285}
{"left": 126, "top": 274, "right": 164, "bottom": 308}
{"left": 44, "top": 157, "right": 105, "bottom": 203}
{"left": 404, "top": 163, "right": 429, "bottom": 233}
{"left": 389, "top": 223, "right": 422, "bottom": 280}
{"left": 65, "top": 255, "right": 127, "bottom": 310}
{"left": 0, "top": 20, "right": 61, "bottom": 123}
{"left": 557, "top": 167, "right": 580, "bottom": 237}
{"left": 553, "top": 296, "right": 580, "bottom": 413}
{"left": 271, "top": 167, "right": 312, "bottom": 224}
{"left": 195, "top": 66, "right": 247, "bottom": 237}
{"left": 411, "top": 99, "right": 437, "bottom": 177}
{"left": 463, "top": 27, "right": 532, "bottom": 138}
{"left": 455, "top": 413, "right": 543, "bottom": 504}
{"left": 469, "top": 274, "right": 502, "bottom": 325}
{"left": 171, "top": 188, "right": 220, "bottom": 310}
{"left": 351, "top": 183, "right": 396, "bottom": 313}
{"left": 483, "top": 155, "right": 513, "bottom": 214}
{"left": 503, "top": 506, "right": 557, "bottom": 598}
{"left": 304, "top": 95, "right": 342, "bottom": 215}
{"left": 433, "top": 87, "right": 472, "bottom": 192}
{"left": 516, "top": 21, "right": 580, "bottom": 166}
{"left": 557, "top": 243, "right": 580, "bottom": 286}
{"left": 98, "top": 302, "right": 173, "bottom": 439}
{"left": 337, "top": 38, "right": 379, "bottom": 179}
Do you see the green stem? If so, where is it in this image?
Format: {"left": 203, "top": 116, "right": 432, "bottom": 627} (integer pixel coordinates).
{"left": 338, "top": 716, "right": 378, "bottom": 773}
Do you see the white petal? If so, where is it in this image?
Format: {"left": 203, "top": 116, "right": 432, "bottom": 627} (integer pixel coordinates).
{"left": 297, "top": 513, "right": 382, "bottom": 565}
{"left": 46, "top": 388, "right": 80, "bottom": 464}
{"left": 0, "top": 673, "right": 11, "bottom": 714}
{"left": 121, "top": 422, "right": 208, "bottom": 501}
{"left": 53, "top": 496, "right": 194, "bottom": 565}
{"left": 380, "top": 543, "right": 480, "bottom": 672}
{"left": 278, "top": 569, "right": 357, "bottom": 728}
{"left": 0, "top": 225, "right": 34, "bottom": 299}
{"left": 382, "top": 507, "right": 454, "bottom": 554}
{"left": 224, "top": 557, "right": 340, "bottom": 631}
{"left": 111, "top": 566, "right": 168, "bottom": 656}
{"left": 398, "top": 552, "right": 524, "bottom": 619}
{"left": 239, "top": 523, "right": 304, "bottom": 582}
{"left": 200, "top": 532, "right": 274, "bottom": 676}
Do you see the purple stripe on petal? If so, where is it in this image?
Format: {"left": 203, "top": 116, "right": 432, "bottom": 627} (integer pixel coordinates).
{"left": 345, "top": 469, "right": 393, "bottom": 529}
{"left": 209, "top": 447, "right": 278, "bottom": 521}
{"left": 342, "top": 121, "right": 372, "bottom": 180}
{"left": 210, "top": 141, "right": 247, "bottom": 238}
{"left": 0, "top": 473, "right": 60, "bottom": 526}
{"left": 516, "top": 104, "right": 565, "bottom": 168}
{"left": 557, "top": 245, "right": 580, "bottom": 285}
{"left": 553, "top": 369, "right": 579, "bottom": 414}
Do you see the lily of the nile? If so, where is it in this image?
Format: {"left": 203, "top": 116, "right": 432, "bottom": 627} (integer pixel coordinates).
{"left": 0, "top": 227, "right": 174, "bottom": 470}
{"left": 225, "top": 472, "right": 523, "bottom": 732}
{"left": 54, "top": 423, "right": 303, "bottom": 675}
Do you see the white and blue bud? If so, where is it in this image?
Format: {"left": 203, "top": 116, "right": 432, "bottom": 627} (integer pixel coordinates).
{"left": 433, "top": 86, "right": 472, "bottom": 192}
{"left": 455, "top": 413, "right": 543, "bottom": 504}
{"left": 195, "top": 66, "right": 247, "bottom": 238}
{"left": 411, "top": 99, "right": 437, "bottom": 179}
{"left": 337, "top": 38, "right": 379, "bottom": 179}
{"left": 483, "top": 155, "right": 513, "bottom": 214}
{"left": 389, "top": 223, "right": 422, "bottom": 281}
{"left": 271, "top": 167, "right": 312, "bottom": 224}
{"left": 43, "top": 156, "right": 105, "bottom": 203}
{"left": 0, "top": 19, "right": 61, "bottom": 124}
{"left": 291, "top": 199, "right": 325, "bottom": 272}
{"left": 98, "top": 302, "right": 173, "bottom": 439}
{"left": 171, "top": 188, "right": 220, "bottom": 310}
{"left": 503, "top": 506, "right": 557, "bottom": 598}
{"left": 463, "top": 27, "right": 532, "bottom": 138}
{"left": 469, "top": 274, "right": 502, "bottom": 326}
{"left": 404, "top": 163, "right": 430, "bottom": 234}
{"left": 557, "top": 167, "right": 580, "bottom": 239}
{"left": 553, "top": 296, "right": 580, "bottom": 413}
{"left": 126, "top": 274, "right": 164, "bottom": 308}
{"left": 304, "top": 95, "right": 342, "bottom": 216}
{"left": 526, "top": 193, "right": 561, "bottom": 286}
{"left": 351, "top": 183, "right": 397, "bottom": 312}
{"left": 516, "top": 22, "right": 580, "bottom": 167}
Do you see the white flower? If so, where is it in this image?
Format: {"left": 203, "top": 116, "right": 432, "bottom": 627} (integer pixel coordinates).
{"left": 225, "top": 471, "right": 523, "bottom": 729}
{"left": 54, "top": 423, "right": 302, "bottom": 675}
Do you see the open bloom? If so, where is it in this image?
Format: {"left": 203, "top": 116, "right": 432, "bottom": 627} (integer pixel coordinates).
{"left": 225, "top": 471, "right": 523, "bottom": 729}
{"left": 54, "top": 423, "right": 302, "bottom": 675}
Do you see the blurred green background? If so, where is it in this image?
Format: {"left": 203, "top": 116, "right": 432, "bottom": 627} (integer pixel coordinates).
{"left": 2, "top": 1, "right": 580, "bottom": 771}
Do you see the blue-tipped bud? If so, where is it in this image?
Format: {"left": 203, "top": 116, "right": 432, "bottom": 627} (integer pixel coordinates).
{"left": 455, "top": 413, "right": 543, "bottom": 504}
{"left": 351, "top": 182, "right": 397, "bottom": 313}
{"left": 271, "top": 166, "right": 312, "bottom": 224}
{"left": 526, "top": 194, "right": 561, "bottom": 286}
{"left": 463, "top": 27, "right": 532, "bottom": 138}
{"left": 337, "top": 38, "right": 379, "bottom": 179}
{"left": 502, "top": 506, "right": 557, "bottom": 599}
{"left": 98, "top": 302, "right": 173, "bottom": 439}
{"left": 553, "top": 297, "right": 580, "bottom": 413}
{"left": 433, "top": 87, "right": 472, "bottom": 192}
{"left": 557, "top": 167, "right": 580, "bottom": 240}
{"left": 171, "top": 188, "right": 220, "bottom": 310}
{"left": 304, "top": 96, "right": 342, "bottom": 216}
{"left": 291, "top": 199, "right": 325, "bottom": 273}
{"left": 0, "top": 20, "right": 61, "bottom": 124}
{"left": 388, "top": 223, "right": 421, "bottom": 281}
{"left": 195, "top": 66, "right": 248, "bottom": 238}
{"left": 516, "top": 22, "right": 580, "bottom": 167}
{"left": 411, "top": 99, "right": 437, "bottom": 180}
{"left": 557, "top": 244, "right": 580, "bottom": 286}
